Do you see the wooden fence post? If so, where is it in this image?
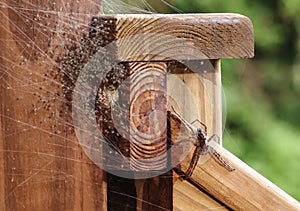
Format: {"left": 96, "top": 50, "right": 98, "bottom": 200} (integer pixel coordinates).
{"left": 2, "top": 3, "right": 299, "bottom": 210}
{"left": 91, "top": 14, "right": 253, "bottom": 210}
{"left": 0, "top": 1, "right": 105, "bottom": 210}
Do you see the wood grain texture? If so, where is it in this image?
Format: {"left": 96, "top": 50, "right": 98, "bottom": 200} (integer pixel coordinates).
{"left": 129, "top": 62, "right": 167, "bottom": 171}
{"left": 129, "top": 62, "right": 172, "bottom": 210}
{"left": 0, "top": 1, "right": 105, "bottom": 210}
{"left": 91, "top": 14, "right": 254, "bottom": 61}
{"left": 173, "top": 179, "right": 229, "bottom": 211}
{"left": 135, "top": 172, "right": 173, "bottom": 211}
{"left": 4, "top": 3, "right": 295, "bottom": 210}
{"left": 167, "top": 59, "right": 300, "bottom": 210}
{"left": 99, "top": 61, "right": 172, "bottom": 210}
{"left": 167, "top": 60, "right": 222, "bottom": 140}
{"left": 174, "top": 141, "right": 300, "bottom": 211}
{"left": 0, "top": 119, "right": 4, "bottom": 211}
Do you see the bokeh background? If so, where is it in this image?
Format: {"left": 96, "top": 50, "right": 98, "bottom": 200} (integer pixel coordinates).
{"left": 106, "top": 0, "right": 300, "bottom": 200}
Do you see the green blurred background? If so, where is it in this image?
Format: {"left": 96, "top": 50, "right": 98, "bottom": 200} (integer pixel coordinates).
{"left": 106, "top": 0, "right": 300, "bottom": 201}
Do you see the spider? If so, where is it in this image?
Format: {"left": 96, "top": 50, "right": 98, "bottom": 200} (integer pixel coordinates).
{"left": 168, "top": 106, "right": 235, "bottom": 177}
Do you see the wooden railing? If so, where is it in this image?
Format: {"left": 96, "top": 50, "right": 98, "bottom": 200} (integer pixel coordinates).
{"left": 1, "top": 1, "right": 300, "bottom": 210}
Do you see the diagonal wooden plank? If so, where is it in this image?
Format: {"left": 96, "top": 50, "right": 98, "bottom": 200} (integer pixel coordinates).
{"left": 174, "top": 140, "right": 300, "bottom": 210}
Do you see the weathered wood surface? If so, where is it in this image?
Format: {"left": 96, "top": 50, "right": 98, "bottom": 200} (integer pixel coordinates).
{"left": 128, "top": 62, "right": 168, "bottom": 171}
{"left": 3, "top": 3, "right": 293, "bottom": 210}
{"left": 167, "top": 60, "right": 222, "bottom": 141}
{"left": 135, "top": 173, "right": 173, "bottom": 211}
{"left": 103, "top": 61, "right": 172, "bottom": 210}
{"left": 0, "top": 0, "right": 105, "bottom": 210}
{"left": 91, "top": 14, "right": 254, "bottom": 61}
{"left": 173, "top": 140, "right": 300, "bottom": 211}
{"left": 173, "top": 179, "right": 229, "bottom": 210}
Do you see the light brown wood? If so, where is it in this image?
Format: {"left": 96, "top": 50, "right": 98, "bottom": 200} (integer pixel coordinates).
{"left": 98, "top": 61, "right": 172, "bottom": 210}
{"left": 129, "top": 62, "right": 167, "bottom": 170}
{"left": 129, "top": 61, "right": 173, "bottom": 210}
{"left": 0, "top": 119, "right": 4, "bottom": 211}
{"left": 5, "top": 5, "right": 293, "bottom": 210}
{"left": 92, "top": 14, "right": 254, "bottom": 62}
{"left": 0, "top": 1, "right": 105, "bottom": 210}
{"left": 173, "top": 179, "right": 229, "bottom": 211}
{"left": 175, "top": 141, "right": 300, "bottom": 211}
{"left": 167, "top": 60, "right": 222, "bottom": 141}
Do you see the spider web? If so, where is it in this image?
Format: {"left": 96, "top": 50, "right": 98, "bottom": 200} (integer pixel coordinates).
{"left": 0, "top": 0, "right": 229, "bottom": 210}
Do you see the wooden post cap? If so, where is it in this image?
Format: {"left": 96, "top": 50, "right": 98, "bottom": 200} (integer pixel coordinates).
{"left": 91, "top": 13, "right": 254, "bottom": 61}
